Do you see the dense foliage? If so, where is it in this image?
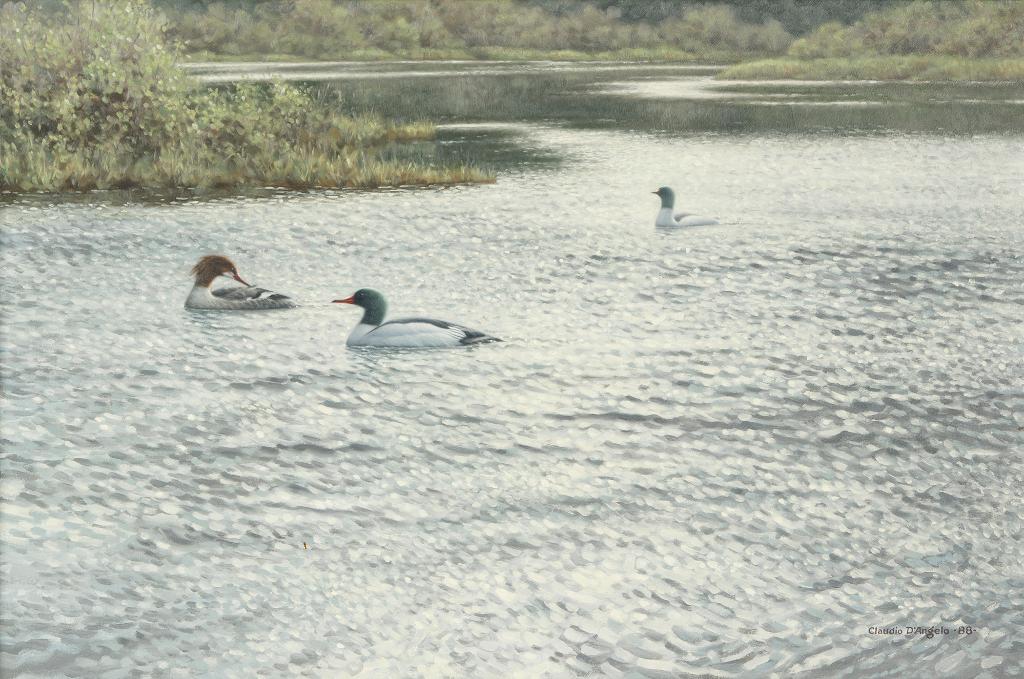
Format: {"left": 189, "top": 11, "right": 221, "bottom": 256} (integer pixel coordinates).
{"left": 166, "top": 0, "right": 793, "bottom": 61}
{"left": 1, "top": 1, "right": 190, "bottom": 151}
{"left": 557, "top": 0, "right": 901, "bottom": 35}
{"left": 0, "top": 1, "right": 486, "bottom": 191}
{"left": 789, "top": 0, "right": 1024, "bottom": 59}
{"left": 720, "top": 0, "right": 1024, "bottom": 80}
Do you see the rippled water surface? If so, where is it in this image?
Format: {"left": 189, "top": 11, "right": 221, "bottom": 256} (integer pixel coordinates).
{"left": 2, "top": 64, "right": 1024, "bottom": 678}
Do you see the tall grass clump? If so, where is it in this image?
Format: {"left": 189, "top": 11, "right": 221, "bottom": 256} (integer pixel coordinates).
{"left": 0, "top": 1, "right": 490, "bottom": 192}
{"left": 720, "top": 0, "right": 1024, "bottom": 80}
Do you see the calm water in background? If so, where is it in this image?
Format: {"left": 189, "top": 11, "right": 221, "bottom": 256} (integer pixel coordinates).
{"left": 2, "top": 63, "right": 1023, "bottom": 678}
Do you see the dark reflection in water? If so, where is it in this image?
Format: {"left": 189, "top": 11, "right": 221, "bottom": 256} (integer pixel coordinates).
{"left": 283, "top": 62, "right": 1024, "bottom": 175}
{"left": 283, "top": 63, "right": 1024, "bottom": 136}
{"left": 381, "top": 126, "right": 564, "bottom": 174}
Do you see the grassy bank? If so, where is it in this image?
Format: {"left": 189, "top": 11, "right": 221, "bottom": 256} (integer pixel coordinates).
{"left": 719, "top": 1, "right": 1024, "bottom": 81}
{"left": 1, "top": 112, "right": 491, "bottom": 194}
{"left": 0, "top": 1, "right": 491, "bottom": 193}
{"left": 719, "top": 56, "right": 1024, "bottom": 81}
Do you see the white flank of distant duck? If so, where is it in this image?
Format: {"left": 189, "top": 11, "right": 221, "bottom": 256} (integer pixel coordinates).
{"left": 653, "top": 186, "right": 718, "bottom": 227}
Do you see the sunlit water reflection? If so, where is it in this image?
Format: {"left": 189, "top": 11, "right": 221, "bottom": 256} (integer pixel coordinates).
{"left": 2, "top": 64, "right": 1023, "bottom": 678}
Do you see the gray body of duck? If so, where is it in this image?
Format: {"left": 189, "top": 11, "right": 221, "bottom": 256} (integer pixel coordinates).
{"left": 185, "top": 255, "right": 295, "bottom": 310}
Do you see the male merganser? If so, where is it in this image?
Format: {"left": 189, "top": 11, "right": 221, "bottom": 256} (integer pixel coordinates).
{"left": 333, "top": 289, "right": 500, "bottom": 347}
{"left": 653, "top": 186, "right": 718, "bottom": 227}
{"left": 185, "top": 255, "right": 295, "bottom": 310}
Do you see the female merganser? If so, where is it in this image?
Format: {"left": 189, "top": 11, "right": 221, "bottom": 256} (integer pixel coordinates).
{"left": 185, "top": 255, "right": 295, "bottom": 310}
{"left": 653, "top": 186, "right": 718, "bottom": 227}
{"left": 333, "top": 289, "right": 500, "bottom": 348}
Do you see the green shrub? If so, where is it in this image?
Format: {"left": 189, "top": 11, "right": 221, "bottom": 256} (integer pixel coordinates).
{"left": 728, "top": 1, "right": 1024, "bottom": 80}
{"left": 0, "top": 1, "right": 192, "bottom": 153}
{"left": 789, "top": 22, "right": 865, "bottom": 59}
{"left": 0, "top": 0, "right": 490, "bottom": 192}
{"left": 787, "top": 0, "right": 1024, "bottom": 60}
{"left": 164, "top": 0, "right": 794, "bottom": 62}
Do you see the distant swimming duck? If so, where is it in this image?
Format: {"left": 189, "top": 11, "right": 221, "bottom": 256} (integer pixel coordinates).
{"left": 185, "top": 255, "right": 295, "bottom": 310}
{"left": 653, "top": 186, "right": 718, "bottom": 227}
{"left": 333, "top": 289, "right": 500, "bottom": 348}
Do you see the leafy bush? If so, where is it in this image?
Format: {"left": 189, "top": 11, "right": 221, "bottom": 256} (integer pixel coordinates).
{"left": 730, "top": 1, "right": 1024, "bottom": 81}
{"left": 788, "top": 0, "right": 1024, "bottom": 60}
{"left": 164, "top": 0, "right": 793, "bottom": 61}
{"left": 658, "top": 5, "right": 791, "bottom": 56}
{"left": 0, "top": 1, "right": 192, "bottom": 153}
{"left": 0, "top": 0, "right": 488, "bottom": 191}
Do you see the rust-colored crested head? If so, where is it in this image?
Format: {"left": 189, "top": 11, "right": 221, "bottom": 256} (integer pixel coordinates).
{"left": 191, "top": 255, "right": 238, "bottom": 287}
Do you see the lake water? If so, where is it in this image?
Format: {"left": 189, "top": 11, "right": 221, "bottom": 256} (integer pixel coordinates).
{"left": 2, "top": 63, "right": 1023, "bottom": 678}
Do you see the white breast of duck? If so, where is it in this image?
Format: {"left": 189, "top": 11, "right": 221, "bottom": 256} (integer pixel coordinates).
{"left": 185, "top": 255, "right": 295, "bottom": 310}
{"left": 334, "top": 289, "right": 499, "bottom": 348}
{"left": 653, "top": 186, "right": 718, "bottom": 227}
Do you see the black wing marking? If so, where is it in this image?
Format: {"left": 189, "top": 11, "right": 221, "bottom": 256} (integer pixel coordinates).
{"left": 384, "top": 317, "right": 501, "bottom": 345}
{"left": 212, "top": 286, "right": 290, "bottom": 302}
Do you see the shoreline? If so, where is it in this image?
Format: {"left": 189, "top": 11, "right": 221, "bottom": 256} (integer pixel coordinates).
{"left": 181, "top": 54, "right": 1024, "bottom": 84}
{"left": 181, "top": 47, "right": 746, "bottom": 65}
{"left": 0, "top": 100, "right": 495, "bottom": 194}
